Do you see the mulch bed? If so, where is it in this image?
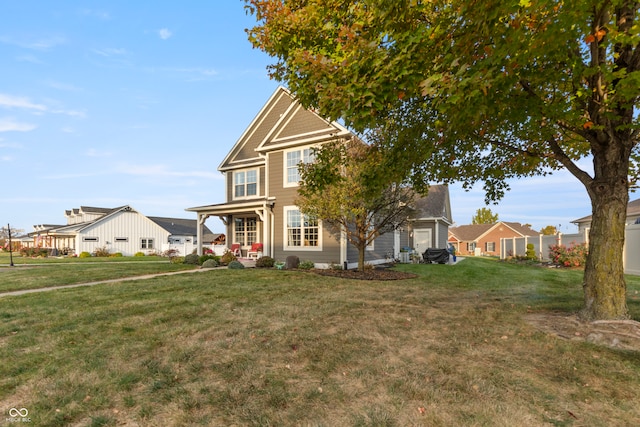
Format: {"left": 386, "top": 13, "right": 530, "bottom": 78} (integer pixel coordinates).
{"left": 314, "top": 268, "right": 418, "bottom": 281}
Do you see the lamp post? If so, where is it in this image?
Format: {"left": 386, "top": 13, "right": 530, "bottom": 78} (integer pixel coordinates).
{"left": 6, "top": 223, "right": 14, "bottom": 267}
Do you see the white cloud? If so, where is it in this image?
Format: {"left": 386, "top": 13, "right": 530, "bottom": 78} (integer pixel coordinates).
{"left": 17, "top": 54, "right": 44, "bottom": 64}
{"left": 51, "top": 108, "right": 86, "bottom": 118}
{"left": 1, "top": 155, "right": 13, "bottom": 161}
{"left": 158, "top": 28, "right": 173, "bottom": 40}
{"left": 0, "top": 118, "right": 36, "bottom": 132}
{"left": 0, "top": 94, "right": 47, "bottom": 112}
{"left": 0, "top": 35, "right": 66, "bottom": 50}
{"left": 91, "top": 47, "right": 128, "bottom": 57}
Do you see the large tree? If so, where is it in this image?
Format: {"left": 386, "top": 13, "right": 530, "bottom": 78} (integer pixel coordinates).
{"left": 297, "top": 138, "right": 414, "bottom": 271}
{"left": 246, "top": 0, "right": 640, "bottom": 320}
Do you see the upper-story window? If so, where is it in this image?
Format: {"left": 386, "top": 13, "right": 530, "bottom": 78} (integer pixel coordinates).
{"left": 234, "top": 169, "right": 258, "bottom": 199}
{"left": 284, "top": 147, "right": 314, "bottom": 187}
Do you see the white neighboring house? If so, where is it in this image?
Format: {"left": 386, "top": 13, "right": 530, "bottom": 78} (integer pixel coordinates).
{"left": 28, "top": 206, "right": 217, "bottom": 256}
{"left": 572, "top": 198, "right": 640, "bottom": 233}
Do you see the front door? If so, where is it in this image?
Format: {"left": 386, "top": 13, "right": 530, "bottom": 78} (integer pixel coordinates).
{"left": 413, "top": 229, "right": 433, "bottom": 254}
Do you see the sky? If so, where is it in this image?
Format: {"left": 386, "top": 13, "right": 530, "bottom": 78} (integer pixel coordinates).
{"left": 0, "top": 1, "right": 595, "bottom": 236}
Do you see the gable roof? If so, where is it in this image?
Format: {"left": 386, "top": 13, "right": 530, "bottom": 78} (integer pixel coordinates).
{"left": 572, "top": 198, "right": 640, "bottom": 224}
{"left": 219, "top": 86, "right": 350, "bottom": 172}
{"left": 412, "top": 185, "right": 453, "bottom": 224}
{"left": 449, "top": 221, "right": 538, "bottom": 241}
{"left": 148, "top": 216, "right": 213, "bottom": 236}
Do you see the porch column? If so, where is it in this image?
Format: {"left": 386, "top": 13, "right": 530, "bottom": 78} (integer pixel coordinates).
{"left": 197, "top": 213, "right": 208, "bottom": 256}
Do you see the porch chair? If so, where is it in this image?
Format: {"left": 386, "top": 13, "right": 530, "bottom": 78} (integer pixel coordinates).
{"left": 247, "top": 242, "right": 263, "bottom": 259}
{"left": 230, "top": 243, "right": 241, "bottom": 257}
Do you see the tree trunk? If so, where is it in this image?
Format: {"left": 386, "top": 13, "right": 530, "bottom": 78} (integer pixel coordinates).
{"left": 579, "top": 158, "right": 630, "bottom": 321}
{"left": 357, "top": 244, "right": 366, "bottom": 271}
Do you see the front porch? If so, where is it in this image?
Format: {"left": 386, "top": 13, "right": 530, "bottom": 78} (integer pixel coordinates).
{"left": 186, "top": 199, "right": 275, "bottom": 257}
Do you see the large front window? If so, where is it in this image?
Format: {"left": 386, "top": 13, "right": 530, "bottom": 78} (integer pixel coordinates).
{"left": 234, "top": 217, "right": 257, "bottom": 246}
{"left": 234, "top": 170, "right": 258, "bottom": 198}
{"left": 285, "top": 147, "right": 314, "bottom": 186}
{"left": 285, "top": 207, "right": 320, "bottom": 249}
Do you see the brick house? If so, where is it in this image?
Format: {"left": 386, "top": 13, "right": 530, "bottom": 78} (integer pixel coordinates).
{"left": 448, "top": 221, "right": 539, "bottom": 257}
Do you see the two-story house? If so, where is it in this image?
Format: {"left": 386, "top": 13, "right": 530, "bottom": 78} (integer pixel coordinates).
{"left": 187, "top": 87, "right": 452, "bottom": 268}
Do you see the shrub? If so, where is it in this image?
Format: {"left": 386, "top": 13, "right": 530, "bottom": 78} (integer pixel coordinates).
{"left": 255, "top": 256, "right": 275, "bottom": 268}
{"left": 110, "top": 252, "right": 123, "bottom": 257}
{"left": 184, "top": 253, "right": 200, "bottom": 265}
{"left": 170, "top": 256, "right": 185, "bottom": 264}
{"left": 19, "top": 247, "right": 48, "bottom": 257}
{"left": 228, "top": 260, "right": 245, "bottom": 269}
{"left": 298, "top": 260, "right": 315, "bottom": 270}
{"left": 202, "top": 259, "right": 219, "bottom": 268}
{"left": 220, "top": 251, "right": 237, "bottom": 266}
{"left": 162, "top": 249, "right": 179, "bottom": 258}
{"left": 79, "top": 251, "right": 92, "bottom": 258}
{"left": 199, "top": 254, "right": 216, "bottom": 265}
{"left": 93, "top": 246, "right": 110, "bottom": 257}
{"left": 548, "top": 242, "right": 588, "bottom": 267}
{"left": 134, "top": 252, "right": 145, "bottom": 257}
{"left": 525, "top": 243, "right": 537, "bottom": 260}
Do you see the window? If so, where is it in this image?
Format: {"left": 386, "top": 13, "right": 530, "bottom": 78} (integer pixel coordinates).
{"left": 467, "top": 242, "right": 476, "bottom": 252}
{"left": 141, "top": 238, "right": 154, "bottom": 249}
{"left": 285, "top": 207, "right": 320, "bottom": 250}
{"left": 234, "top": 217, "right": 257, "bottom": 246}
{"left": 114, "top": 237, "right": 128, "bottom": 242}
{"left": 485, "top": 242, "right": 495, "bottom": 252}
{"left": 285, "top": 147, "right": 314, "bottom": 186}
{"left": 234, "top": 170, "right": 258, "bottom": 198}
{"left": 82, "top": 237, "right": 99, "bottom": 242}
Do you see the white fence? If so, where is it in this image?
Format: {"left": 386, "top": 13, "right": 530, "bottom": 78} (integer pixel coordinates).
{"left": 160, "top": 243, "right": 228, "bottom": 257}
{"left": 501, "top": 226, "right": 640, "bottom": 275}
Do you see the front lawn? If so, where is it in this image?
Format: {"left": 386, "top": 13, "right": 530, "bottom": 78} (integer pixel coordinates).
{"left": 1, "top": 258, "right": 639, "bottom": 426}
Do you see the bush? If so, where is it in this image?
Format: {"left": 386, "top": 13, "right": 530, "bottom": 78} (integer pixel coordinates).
{"left": 162, "top": 249, "right": 179, "bottom": 258}
{"left": 134, "top": 252, "right": 145, "bottom": 257}
{"left": 255, "top": 256, "right": 275, "bottom": 268}
{"left": 170, "top": 256, "right": 185, "bottom": 264}
{"left": 79, "top": 251, "right": 92, "bottom": 258}
{"left": 110, "top": 252, "right": 123, "bottom": 257}
{"left": 184, "top": 253, "right": 200, "bottom": 265}
{"left": 228, "top": 260, "right": 245, "bottom": 269}
{"left": 202, "top": 259, "right": 219, "bottom": 268}
{"left": 19, "top": 247, "right": 48, "bottom": 257}
{"left": 548, "top": 242, "right": 588, "bottom": 267}
{"left": 199, "top": 254, "right": 216, "bottom": 265}
{"left": 220, "top": 251, "right": 237, "bottom": 266}
{"left": 525, "top": 243, "right": 537, "bottom": 260}
{"left": 93, "top": 246, "right": 110, "bottom": 257}
{"left": 298, "top": 260, "right": 315, "bottom": 270}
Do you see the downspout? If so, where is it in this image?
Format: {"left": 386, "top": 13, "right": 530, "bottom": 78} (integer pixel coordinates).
{"left": 340, "top": 224, "right": 347, "bottom": 268}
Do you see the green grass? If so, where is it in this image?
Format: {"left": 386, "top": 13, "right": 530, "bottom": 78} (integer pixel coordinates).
{"left": 0, "top": 253, "right": 196, "bottom": 293}
{"left": 1, "top": 257, "right": 639, "bottom": 426}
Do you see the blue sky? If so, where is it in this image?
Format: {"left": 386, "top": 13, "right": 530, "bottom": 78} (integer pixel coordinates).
{"left": 0, "top": 1, "right": 593, "bottom": 235}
